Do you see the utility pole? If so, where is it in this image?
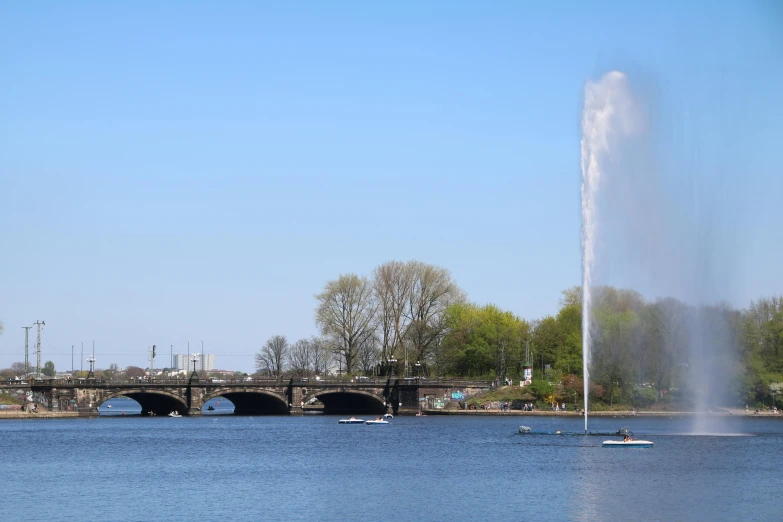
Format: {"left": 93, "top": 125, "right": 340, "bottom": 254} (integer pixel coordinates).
{"left": 34, "top": 320, "right": 45, "bottom": 377}
{"left": 149, "top": 345, "right": 156, "bottom": 379}
{"left": 22, "top": 326, "right": 32, "bottom": 377}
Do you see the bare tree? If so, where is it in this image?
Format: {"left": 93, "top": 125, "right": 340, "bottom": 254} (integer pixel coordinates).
{"left": 256, "top": 335, "right": 289, "bottom": 377}
{"left": 315, "top": 274, "right": 377, "bottom": 374}
{"left": 310, "top": 336, "right": 331, "bottom": 376}
{"left": 373, "top": 261, "right": 414, "bottom": 364}
{"left": 357, "top": 333, "right": 381, "bottom": 375}
{"left": 289, "top": 338, "right": 314, "bottom": 377}
{"left": 405, "top": 261, "right": 465, "bottom": 369}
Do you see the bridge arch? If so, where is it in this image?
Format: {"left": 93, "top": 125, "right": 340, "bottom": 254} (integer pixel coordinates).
{"left": 202, "top": 388, "right": 289, "bottom": 415}
{"left": 309, "top": 389, "right": 386, "bottom": 415}
{"left": 101, "top": 389, "right": 188, "bottom": 416}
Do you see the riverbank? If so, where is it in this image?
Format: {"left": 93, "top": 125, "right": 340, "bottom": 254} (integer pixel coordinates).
{"left": 422, "top": 408, "right": 783, "bottom": 418}
{"left": 1, "top": 406, "right": 779, "bottom": 419}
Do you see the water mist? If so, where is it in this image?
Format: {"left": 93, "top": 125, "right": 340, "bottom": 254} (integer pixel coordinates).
{"left": 580, "top": 71, "right": 641, "bottom": 432}
{"left": 579, "top": 69, "right": 743, "bottom": 434}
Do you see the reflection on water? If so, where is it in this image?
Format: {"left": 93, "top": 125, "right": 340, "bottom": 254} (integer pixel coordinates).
{"left": 99, "top": 396, "right": 236, "bottom": 415}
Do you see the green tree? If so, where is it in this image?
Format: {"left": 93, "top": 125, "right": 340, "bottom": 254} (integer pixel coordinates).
{"left": 441, "top": 302, "right": 529, "bottom": 378}
{"left": 42, "top": 360, "right": 56, "bottom": 377}
{"left": 592, "top": 308, "right": 637, "bottom": 405}
{"left": 554, "top": 301, "right": 583, "bottom": 374}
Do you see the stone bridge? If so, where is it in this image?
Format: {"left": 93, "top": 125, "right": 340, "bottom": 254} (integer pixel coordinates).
{"left": 0, "top": 376, "right": 491, "bottom": 416}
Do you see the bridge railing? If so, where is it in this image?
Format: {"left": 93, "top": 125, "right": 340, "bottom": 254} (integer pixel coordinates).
{"left": 1, "top": 376, "right": 492, "bottom": 388}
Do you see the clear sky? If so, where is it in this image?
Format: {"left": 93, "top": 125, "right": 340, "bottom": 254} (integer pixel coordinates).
{"left": 1, "top": 1, "right": 781, "bottom": 373}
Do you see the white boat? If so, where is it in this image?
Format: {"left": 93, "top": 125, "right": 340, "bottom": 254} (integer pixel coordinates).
{"left": 602, "top": 439, "right": 654, "bottom": 448}
{"left": 383, "top": 413, "right": 393, "bottom": 419}
{"left": 365, "top": 419, "right": 389, "bottom": 425}
{"left": 338, "top": 418, "right": 365, "bottom": 424}
{"left": 168, "top": 412, "right": 182, "bottom": 418}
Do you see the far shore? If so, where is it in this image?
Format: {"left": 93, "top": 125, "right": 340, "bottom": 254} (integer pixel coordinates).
{"left": 422, "top": 408, "right": 783, "bottom": 418}
{"left": 2, "top": 407, "right": 781, "bottom": 420}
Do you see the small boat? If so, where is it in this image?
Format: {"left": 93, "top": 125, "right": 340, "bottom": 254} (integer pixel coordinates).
{"left": 416, "top": 412, "right": 427, "bottom": 417}
{"left": 519, "top": 426, "right": 532, "bottom": 434}
{"left": 603, "top": 439, "right": 654, "bottom": 448}
{"left": 383, "top": 413, "right": 393, "bottom": 419}
{"left": 168, "top": 411, "right": 182, "bottom": 418}
{"left": 601, "top": 427, "right": 652, "bottom": 447}
{"left": 338, "top": 417, "right": 365, "bottom": 424}
{"left": 207, "top": 406, "right": 215, "bottom": 411}
{"left": 365, "top": 419, "right": 389, "bottom": 425}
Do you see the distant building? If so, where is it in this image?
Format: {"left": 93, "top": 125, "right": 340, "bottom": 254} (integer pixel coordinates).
{"left": 172, "top": 354, "right": 189, "bottom": 371}
{"left": 172, "top": 353, "right": 215, "bottom": 372}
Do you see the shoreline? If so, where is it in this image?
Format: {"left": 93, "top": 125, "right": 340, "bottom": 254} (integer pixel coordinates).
{"left": 0, "top": 411, "right": 83, "bottom": 419}
{"left": 422, "top": 408, "right": 783, "bottom": 418}
{"left": 1, "top": 407, "right": 780, "bottom": 420}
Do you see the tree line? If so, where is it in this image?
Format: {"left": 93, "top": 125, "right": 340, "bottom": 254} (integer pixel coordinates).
{"left": 254, "top": 259, "right": 782, "bottom": 409}
{"left": 2, "top": 261, "right": 780, "bottom": 408}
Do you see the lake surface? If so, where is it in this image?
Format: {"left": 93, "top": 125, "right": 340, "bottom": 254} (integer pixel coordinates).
{"left": 2, "top": 411, "right": 781, "bottom": 522}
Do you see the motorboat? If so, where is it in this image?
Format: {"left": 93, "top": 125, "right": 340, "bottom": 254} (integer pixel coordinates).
{"left": 207, "top": 406, "right": 215, "bottom": 411}
{"left": 602, "top": 439, "right": 654, "bottom": 448}
{"left": 365, "top": 419, "right": 389, "bottom": 425}
{"left": 383, "top": 413, "right": 393, "bottom": 419}
{"left": 168, "top": 411, "right": 182, "bottom": 418}
{"left": 519, "top": 426, "right": 532, "bottom": 434}
{"left": 338, "top": 417, "right": 365, "bottom": 424}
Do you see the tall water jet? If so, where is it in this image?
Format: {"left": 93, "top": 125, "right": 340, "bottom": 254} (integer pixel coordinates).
{"left": 580, "top": 71, "right": 641, "bottom": 432}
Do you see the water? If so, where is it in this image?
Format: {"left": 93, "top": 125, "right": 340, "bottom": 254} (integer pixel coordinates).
{"left": 2, "top": 414, "right": 780, "bottom": 521}
{"left": 98, "top": 396, "right": 235, "bottom": 416}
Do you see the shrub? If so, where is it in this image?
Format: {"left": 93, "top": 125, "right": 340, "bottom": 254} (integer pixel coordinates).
{"left": 633, "top": 386, "right": 658, "bottom": 407}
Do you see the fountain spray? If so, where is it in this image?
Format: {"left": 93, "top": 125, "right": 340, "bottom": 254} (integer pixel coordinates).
{"left": 580, "top": 71, "right": 641, "bottom": 432}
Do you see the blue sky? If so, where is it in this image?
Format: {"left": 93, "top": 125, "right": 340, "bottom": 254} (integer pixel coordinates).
{"left": 1, "top": 2, "right": 781, "bottom": 373}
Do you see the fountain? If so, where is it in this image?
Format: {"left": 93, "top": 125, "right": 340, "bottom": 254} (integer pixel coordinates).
{"left": 579, "top": 70, "right": 743, "bottom": 433}
{"left": 580, "top": 71, "right": 641, "bottom": 432}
